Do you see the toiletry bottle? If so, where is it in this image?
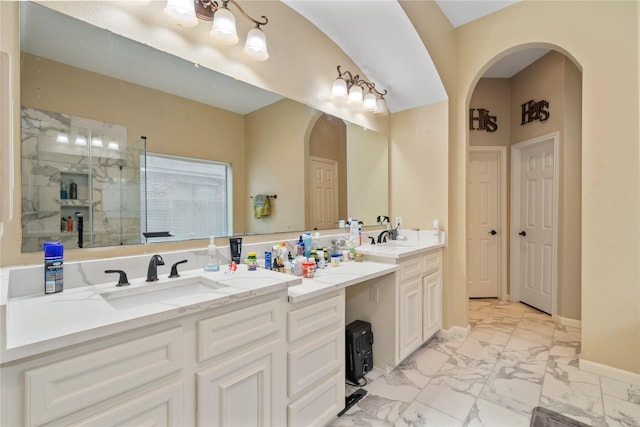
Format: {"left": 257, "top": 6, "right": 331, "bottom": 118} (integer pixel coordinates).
{"left": 43, "top": 241, "right": 64, "bottom": 294}
{"left": 69, "top": 181, "right": 77, "bottom": 199}
{"left": 204, "top": 236, "right": 220, "bottom": 272}
{"left": 66, "top": 216, "right": 73, "bottom": 232}
{"left": 317, "top": 250, "right": 326, "bottom": 270}
{"left": 247, "top": 252, "right": 257, "bottom": 271}
{"left": 60, "top": 183, "right": 68, "bottom": 200}
{"left": 294, "top": 245, "right": 305, "bottom": 276}
{"left": 349, "top": 220, "right": 360, "bottom": 243}
{"left": 303, "top": 232, "right": 312, "bottom": 258}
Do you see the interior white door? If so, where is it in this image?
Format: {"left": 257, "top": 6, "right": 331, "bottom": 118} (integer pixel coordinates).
{"left": 467, "top": 150, "right": 500, "bottom": 298}
{"left": 309, "top": 157, "right": 339, "bottom": 230}
{"left": 515, "top": 138, "right": 556, "bottom": 314}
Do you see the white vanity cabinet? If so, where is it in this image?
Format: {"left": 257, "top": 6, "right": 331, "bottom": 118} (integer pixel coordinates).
{"left": 422, "top": 251, "right": 442, "bottom": 341}
{"left": 196, "top": 295, "right": 287, "bottom": 427}
{"left": 286, "top": 290, "right": 345, "bottom": 427}
{"left": 3, "top": 325, "right": 186, "bottom": 426}
{"left": 396, "top": 249, "right": 443, "bottom": 361}
{"left": 1, "top": 292, "right": 288, "bottom": 427}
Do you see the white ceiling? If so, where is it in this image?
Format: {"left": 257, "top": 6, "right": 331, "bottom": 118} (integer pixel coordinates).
{"left": 21, "top": 1, "right": 547, "bottom": 115}
{"left": 283, "top": 0, "right": 448, "bottom": 113}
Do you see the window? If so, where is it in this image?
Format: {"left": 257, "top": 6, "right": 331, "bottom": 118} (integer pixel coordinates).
{"left": 141, "top": 153, "right": 232, "bottom": 242}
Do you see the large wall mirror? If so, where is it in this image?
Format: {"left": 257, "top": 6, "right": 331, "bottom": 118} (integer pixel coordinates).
{"left": 19, "top": 1, "right": 389, "bottom": 252}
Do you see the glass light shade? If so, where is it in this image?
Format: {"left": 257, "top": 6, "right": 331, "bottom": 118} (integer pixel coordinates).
{"left": 163, "top": 0, "right": 198, "bottom": 28}
{"left": 331, "top": 78, "right": 348, "bottom": 99}
{"left": 347, "top": 85, "right": 363, "bottom": 105}
{"left": 375, "top": 97, "right": 388, "bottom": 115}
{"left": 243, "top": 27, "right": 269, "bottom": 61}
{"left": 74, "top": 135, "right": 87, "bottom": 146}
{"left": 91, "top": 137, "right": 103, "bottom": 147}
{"left": 210, "top": 7, "right": 239, "bottom": 46}
{"left": 363, "top": 92, "right": 377, "bottom": 111}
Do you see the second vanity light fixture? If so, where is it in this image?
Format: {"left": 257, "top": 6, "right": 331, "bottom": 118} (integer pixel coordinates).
{"left": 163, "top": 0, "right": 269, "bottom": 61}
{"left": 331, "top": 65, "right": 388, "bottom": 114}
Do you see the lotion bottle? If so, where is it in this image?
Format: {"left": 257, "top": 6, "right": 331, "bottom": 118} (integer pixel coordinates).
{"left": 204, "top": 236, "right": 220, "bottom": 272}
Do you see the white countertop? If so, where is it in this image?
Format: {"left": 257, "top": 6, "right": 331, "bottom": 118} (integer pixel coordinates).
{"left": 1, "top": 231, "right": 446, "bottom": 364}
{"left": 355, "top": 232, "right": 446, "bottom": 260}
{"left": 287, "top": 261, "right": 399, "bottom": 304}
{"left": 2, "top": 265, "right": 300, "bottom": 363}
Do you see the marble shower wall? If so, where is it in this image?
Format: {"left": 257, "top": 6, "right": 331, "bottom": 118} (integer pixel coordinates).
{"left": 21, "top": 107, "right": 142, "bottom": 252}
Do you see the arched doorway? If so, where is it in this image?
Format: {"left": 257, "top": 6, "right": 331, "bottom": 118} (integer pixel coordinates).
{"left": 465, "top": 46, "right": 582, "bottom": 322}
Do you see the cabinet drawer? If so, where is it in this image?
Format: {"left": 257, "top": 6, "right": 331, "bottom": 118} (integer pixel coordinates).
{"left": 287, "top": 372, "right": 343, "bottom": 427}
{"left": 25, "top": 328, "right": 183, "bottom": 426}
{"left": 288, "top": 328, "right": 342, "bottom": 398}
{"left": 288, "top": 295, "right": 343, "bottom": 343}
{"left": 198, "top": 297, "right": 280, "bottom": 363}
{"left": 69, "top": 381, "right": 183, "bottom": 426}
{"left": 424, "top": 251, "right": 441, "bottom": 275}
{"left": 399, "top": 255, "right": 425, "bottom": 281}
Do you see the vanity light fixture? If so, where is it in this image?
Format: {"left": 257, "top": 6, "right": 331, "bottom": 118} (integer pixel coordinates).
{"left": 163, "top": 0, "right": 269, "bottom": 61}
{"left": 331, "top": 65, "right": 388, "bottom": 114}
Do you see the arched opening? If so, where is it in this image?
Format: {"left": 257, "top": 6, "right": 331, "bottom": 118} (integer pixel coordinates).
{"left": 465, "top": 46, "right": 583, "bottom": 322}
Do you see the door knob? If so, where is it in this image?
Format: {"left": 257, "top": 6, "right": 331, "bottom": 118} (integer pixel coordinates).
{"left": 518, "top": 231, "right": 527, "bottom": 237}
{"left": 489, "top": 230, "right": 497, "bottom": 235}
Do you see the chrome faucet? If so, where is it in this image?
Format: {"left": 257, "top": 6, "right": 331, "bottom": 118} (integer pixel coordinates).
{"left": 146, "top": 254, "right": 165, "bottom": 282}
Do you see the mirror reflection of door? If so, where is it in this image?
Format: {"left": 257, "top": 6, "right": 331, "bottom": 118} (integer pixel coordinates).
{"left": 309, "top": 157, "right": 339, "bottom": 229}
{"left": 307, "top": 114, "right": 347, "bottom": 229}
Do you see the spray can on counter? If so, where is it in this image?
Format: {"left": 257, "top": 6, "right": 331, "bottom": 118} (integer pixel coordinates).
{"left": 43, "top": 241, "right": 64, "bottom": 294}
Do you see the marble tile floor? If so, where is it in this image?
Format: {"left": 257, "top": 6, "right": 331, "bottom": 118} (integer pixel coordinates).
{"left": 327, "top": 298, "right": 640, "bottom": 427}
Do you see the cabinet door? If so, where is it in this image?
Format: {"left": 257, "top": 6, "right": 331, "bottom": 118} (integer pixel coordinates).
{"left": 423, "top": 271, "right": 442, "bottom": 341}
{"left": 399, "top": 277, "right": 423, "bottom": 361}
{"left": 197, "top": 343, "right": 281, "bottom": 427}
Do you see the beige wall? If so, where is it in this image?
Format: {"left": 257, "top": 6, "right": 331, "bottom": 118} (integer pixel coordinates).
{"left": 451, "top": 1, "right": 639, "bottom": 373}
{"left": 346, "top": 124, "right": 388, "bottom": 226}
{"left": 245, "top": 99, "right": 316, "bottom": 234}
{"left": 469, "top": 79, "right": 511, "bottom": 147}
{"left": 469, "top": 52, "right": 582, "bottom": 320}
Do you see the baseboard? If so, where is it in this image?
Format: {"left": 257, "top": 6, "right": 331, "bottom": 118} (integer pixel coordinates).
{"left": 437, "top": 325, "right": 471, "bottom": 339}
{"left": 579, "top": 357, "right": 640, "bottom": 385}
{"left": 554, "top": 315, "right": 582, "bottom": 329}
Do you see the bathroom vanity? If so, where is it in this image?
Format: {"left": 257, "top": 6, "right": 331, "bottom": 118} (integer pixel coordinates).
{"left": 0, "top": 232, "right": 444, "bottom": 426}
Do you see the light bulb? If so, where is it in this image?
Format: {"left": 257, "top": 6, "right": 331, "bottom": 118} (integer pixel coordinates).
{"left": 243, "top": 27, "right": 269, "bottom": 61}
{"left": 163, "top": 0, "right": 198, "bottom": 28}
{"left": 347, "top": 85, "right": 363, "bottom": 105}
{"left": 363, "top": 92, "right": 377, "bottom": 111}
{"left": 375, "top": 97, "right": 388, "bottom": 115}
{"left": 331, "top": 77, "right": 348, "bottom": 99}
{"left": 210, "top": 7, "right": 239, "bottom": 46}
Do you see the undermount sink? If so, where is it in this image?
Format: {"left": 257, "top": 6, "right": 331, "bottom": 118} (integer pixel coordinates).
{"left": 380, "top": 241, "right": 414, "bottom": 247}
{"left": 100, "top": 276, "right": 228, "bottom": 310}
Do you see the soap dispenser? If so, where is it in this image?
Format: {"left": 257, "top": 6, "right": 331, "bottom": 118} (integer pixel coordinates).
{"left": 204, "top": 236, "right": 220, "bottom": 272}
